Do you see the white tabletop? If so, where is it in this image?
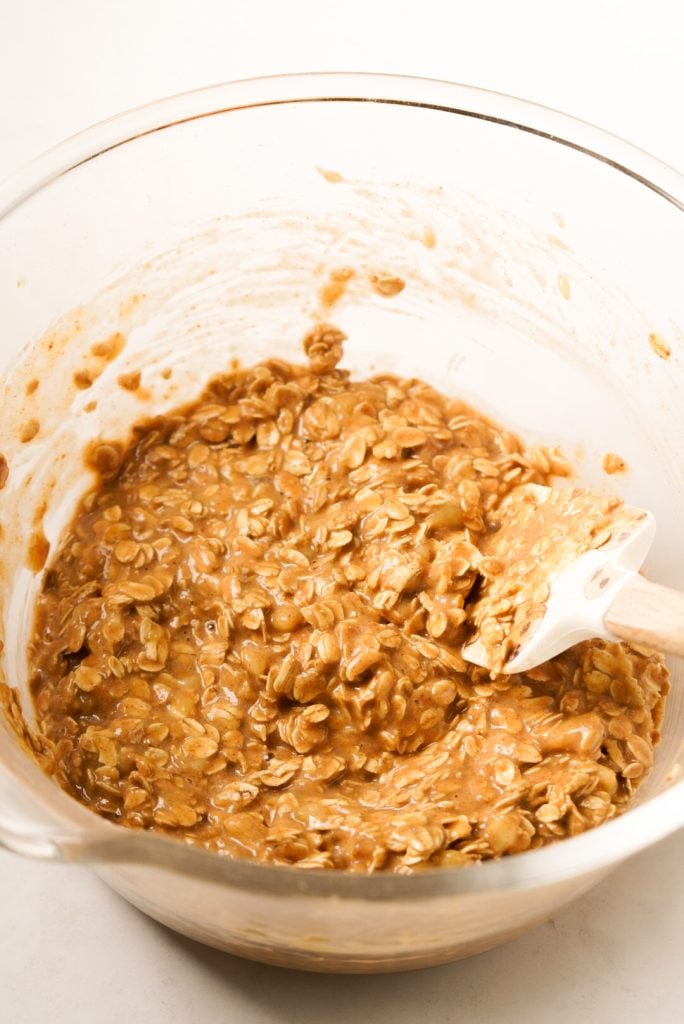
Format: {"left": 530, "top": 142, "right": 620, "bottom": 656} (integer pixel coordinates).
{"left": 1, "top": 2, "right": 682, "bottom": 1021}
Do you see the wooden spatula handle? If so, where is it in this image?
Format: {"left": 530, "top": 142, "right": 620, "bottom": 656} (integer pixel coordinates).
{"left": 604, "top": 575, "right": 684, "bottom": 657}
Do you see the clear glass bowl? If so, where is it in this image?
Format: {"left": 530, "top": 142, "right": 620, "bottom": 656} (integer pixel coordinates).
{"left": 0, "top": 73, "right": 683, "bottom": 972}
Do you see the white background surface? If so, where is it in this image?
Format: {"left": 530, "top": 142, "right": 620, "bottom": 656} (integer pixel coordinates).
{"left": 1, "top": 1, "right": 683, "bottom": 1021}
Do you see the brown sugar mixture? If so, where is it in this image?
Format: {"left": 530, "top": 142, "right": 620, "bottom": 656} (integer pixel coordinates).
{"left": 29, "top": 328, "right": 669, "bottom": 872}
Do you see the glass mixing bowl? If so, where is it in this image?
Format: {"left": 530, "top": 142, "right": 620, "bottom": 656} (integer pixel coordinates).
{"left": 0, "top": 73, "right": 683, "bottom": 973}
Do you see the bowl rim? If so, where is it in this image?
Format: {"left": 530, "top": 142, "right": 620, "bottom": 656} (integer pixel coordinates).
{"left": 1, "top": 71, "right": 683, "bottom": 899}
{"left": 2, "top": 70, "right": 684, "bottom": 216}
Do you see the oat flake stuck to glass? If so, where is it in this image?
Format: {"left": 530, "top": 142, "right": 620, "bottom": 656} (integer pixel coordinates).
{"left": 28, "top": 326, "right": 669, "bottom": 873}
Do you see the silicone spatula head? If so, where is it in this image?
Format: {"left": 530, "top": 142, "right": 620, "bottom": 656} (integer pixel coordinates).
{"left": 463, "top": 484, "right": 656, "bottom": 675}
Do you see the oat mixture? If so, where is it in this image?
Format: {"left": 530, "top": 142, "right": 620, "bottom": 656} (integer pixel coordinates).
{"left": 29, "top": 327, "right": 669, "bottom": 872}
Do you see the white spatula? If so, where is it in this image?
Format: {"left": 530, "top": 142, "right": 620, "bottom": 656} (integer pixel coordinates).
{"left": 463, "top": 483, "right": 684, "bottom": 674}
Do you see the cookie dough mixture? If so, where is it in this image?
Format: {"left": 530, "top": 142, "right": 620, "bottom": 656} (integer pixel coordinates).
{"left": 29, "top": 328, "right": 669, "bottom": 872}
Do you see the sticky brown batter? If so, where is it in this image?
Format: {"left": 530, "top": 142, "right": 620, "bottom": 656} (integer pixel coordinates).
{"left": 29, "top": 329, "right": 669, "bottom": 872}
